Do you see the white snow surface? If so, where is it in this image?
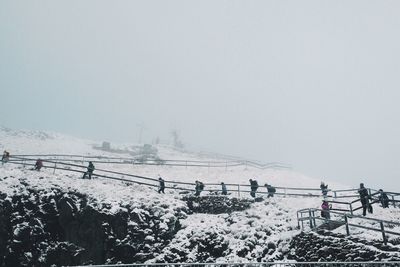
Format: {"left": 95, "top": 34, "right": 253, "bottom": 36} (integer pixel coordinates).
{"left": 0, "top": 126, "right": 347, "bottom": 189}
{"left": 1, "top": 127, "right": 400, "bottom": 262}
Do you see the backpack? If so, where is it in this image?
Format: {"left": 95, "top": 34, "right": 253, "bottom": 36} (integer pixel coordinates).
{"left": 199, "top": 182, "right": 204, "bottom": 190}
{"left": 252, "top": 181, "right": 258, "bottom": 189}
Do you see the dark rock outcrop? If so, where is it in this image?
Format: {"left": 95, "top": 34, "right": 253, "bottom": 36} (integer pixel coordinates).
{"left": 0, "top": 179, "right": 187, "bottom": 267}
{"left": 183, "top": 195, "right": 253, "bottom": 214}
{"left": 288, "top": 231, "right": 400, "bottom": 262}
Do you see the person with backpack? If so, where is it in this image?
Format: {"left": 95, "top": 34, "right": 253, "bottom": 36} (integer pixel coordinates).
{"left": 158, "top": 176, "right": 165, "bottom": 194}
{"left": 320, "top": 182, "right": 329, "bottom": 197}
{"left": 378, "top": 189, "right": 389, "bottom": 208}
{"left": 249, "top": 179, "right": 259, "bottom": 197}
{"left": 265, "top": 183, "right": 276, "bottom": 198}
{"left": 82, "top": 161, "right": 95, "bottom": 179}
{"left": 358, "top": 183, "right": 372, "bottom": 216}
{"left": 1, "top": 150, "right": 10, "bottom": 164}
{"left": 221, "top": 182, "right": 227, "bottom": 195}
{"left": 321, "top": 200, "right": 332, "bottom": 220}
{"left": 195, "top": 180, "right": 204, "bottom": 196}
{"left": 34, "top": 158, "right": 43, "bottom": 171}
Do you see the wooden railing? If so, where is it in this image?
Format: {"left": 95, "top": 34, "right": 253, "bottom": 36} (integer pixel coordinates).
{"left": 4, "top": 156, "right": 350, "bottom": 199}
{"left": 10, "top": 153, "right": 291, "bottom": 170}
{"left": 297, "top": 208, "right": 400, "bottom": 245}
{"left": 6, "top": 155, "right": 400, "bottom": 204}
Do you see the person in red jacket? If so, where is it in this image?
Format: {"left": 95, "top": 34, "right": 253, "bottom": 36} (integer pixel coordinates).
{"left": 321, "top": 200, "right": 331, "bottom": 220}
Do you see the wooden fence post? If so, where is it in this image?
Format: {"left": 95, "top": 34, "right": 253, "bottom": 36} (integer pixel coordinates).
{"left": 296, "top": 211, "right": 300, "bottom": 229}
{"left": 312, "top": 210, "right": 316, "bottom": 227}
{"left": 380, "top": 221, "right": 387, "bottom": 245}
{"left": 334, "top": 191, "right": 337, "bottom": 198}
{"left": 53, "top": 163, "right": 57, "bottom": 174}
{"left": 349, "top": 203, "right": 353, "bottom": 215}
{"left": 344, "top": 214, "right": 350, "bottom": 236}
{"left": 238, "top": 185, "right": 241, "bottom": 197}
{"left": 392, "top": 195, "right": 396, "bottom": 208}
{"left": 308, "top": 209, "right": 313, "bottom": 229}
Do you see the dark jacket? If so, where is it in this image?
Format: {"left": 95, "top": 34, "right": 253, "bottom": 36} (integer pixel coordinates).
{"left": 35, "top": 159, "right": 43, "bottom": 168}
{"left": 358, "top": 187, "right": 369, "bottom": 204}
{"left": 87, "top": 162, "right": 95, "bottom": 172}
{"left": 221, "top": 183, "right": 227, "bottom": 193}
{"left": 250, "top": 180, "right": 259, "bottom": 190}
{"left": 266, "top": 185, "right": 276, "bottom": 193}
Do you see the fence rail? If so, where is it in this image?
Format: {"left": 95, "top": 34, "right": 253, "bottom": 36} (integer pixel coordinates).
{"left": 4, "top": 156, "right": 336, "bottom": 198}
{"left": 5, "top": 155, "right": 400, "bottom": 204}
{"left": 5, "top": 156, "right": 331, "bottom": 198}
{"left": 326, "top": 192, "right": 398, "bottom": 215}
{"left": 297, "top": 208, "right": 400, "bottom": 244}
{"left": 68, "top": 262, "right": 400, "bottom": 267}
{"left": 11, "top": 154, "right": 291, "bottom": 170}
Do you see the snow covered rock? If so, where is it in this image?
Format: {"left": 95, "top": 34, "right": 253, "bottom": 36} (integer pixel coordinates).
{"left": 288, "top": 231, "right": 400, "bottom": 262}
{"left": 0, "top": 176, "right": 188, "bottom": 266}
{"left": 183, "top": 195, "right": 253, "bottom": 214}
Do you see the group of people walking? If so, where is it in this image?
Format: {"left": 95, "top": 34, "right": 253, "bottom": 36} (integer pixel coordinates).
{"left": 247, "top": 179, "right": 276, "bottom": 198}
{"left": 320, "top": 182, "right": 392, "bottom": 220}
{"left": 2, "top": 150, "right": 394, "bottom": 216}
{"left": 155, "top": 177, "right": 277, "bottom": 198}
{"left": 2, "top": 151, "right": 43, "bottom": 171}
{"left": 358, "top": 183, "right": 390, "bottom": 216}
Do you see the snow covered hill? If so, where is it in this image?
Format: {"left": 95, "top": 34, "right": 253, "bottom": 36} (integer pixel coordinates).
{"left": 0, "top": 126, "right": 344, "bottom": 188}
{"left": 1, "top": 127, "right": 400, "bottom": 266}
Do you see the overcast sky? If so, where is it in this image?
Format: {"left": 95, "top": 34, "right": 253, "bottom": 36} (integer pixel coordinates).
{"left": 1, "top": 1, "right": 400, "bottom": 189}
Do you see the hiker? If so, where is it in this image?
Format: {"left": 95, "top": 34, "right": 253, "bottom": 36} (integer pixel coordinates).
{"left": 158, "top": 177, "right": 165, "bottom": 194}
{"left": 320, "top": 182, "right": 329, "bottom": 197}
{"left": 249, "top": 179, "right": 259, "bottom": 197}
{"left": 33, "top": 158, "right": 43, "bottom": 171}
{"left": 195, "top": 180, "right": 204, "bottom": 196}
{"left": 221, "top": 182, "right": 227, "bottom": 195}
{"left": 321, "top": 200, "right": 331, "bottom": 220}
{"left": 378, "top": 189, "right": 389, "bottom": 208}
{"left": 265, "top": 183, "right": 276, "bottom": 198}
{"left": 358, "top": 183, "right": 372, "bottom": 216}
{"left": 1, "top": 150, "right": 10, "bottom": 164}
{"left": 82, "top": 161, "right": 95, "bottom": 179}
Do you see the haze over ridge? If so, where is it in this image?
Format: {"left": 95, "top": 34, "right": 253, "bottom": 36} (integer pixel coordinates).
{"left": 1, "top": 1, "right": 400, "bottom": 189}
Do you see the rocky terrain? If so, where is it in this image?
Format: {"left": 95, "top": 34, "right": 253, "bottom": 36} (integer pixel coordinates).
{"left": 289, "top": 230, "right": 400, "bottom": 262}
{"left": 0, "top": 176, "right": 188, "bottom": 266}
{"left": 1, "top": 172, "right": 400, "bottom": 266}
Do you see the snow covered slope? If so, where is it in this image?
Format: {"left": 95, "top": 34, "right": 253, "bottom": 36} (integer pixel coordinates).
{"left": 1, "top": 126, "right": 399, "bottom": 265}
{"left": 0, "top": 126, "right": 344, "bottom": 189}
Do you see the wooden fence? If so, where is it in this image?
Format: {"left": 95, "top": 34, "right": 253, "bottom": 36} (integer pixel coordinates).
{"left": 297, "top": 208, "right": 400, "bottom": 245}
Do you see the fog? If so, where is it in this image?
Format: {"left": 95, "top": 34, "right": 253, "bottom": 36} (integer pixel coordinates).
{"left": 1, "top": 1, "right": 400, "bottom": 189}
